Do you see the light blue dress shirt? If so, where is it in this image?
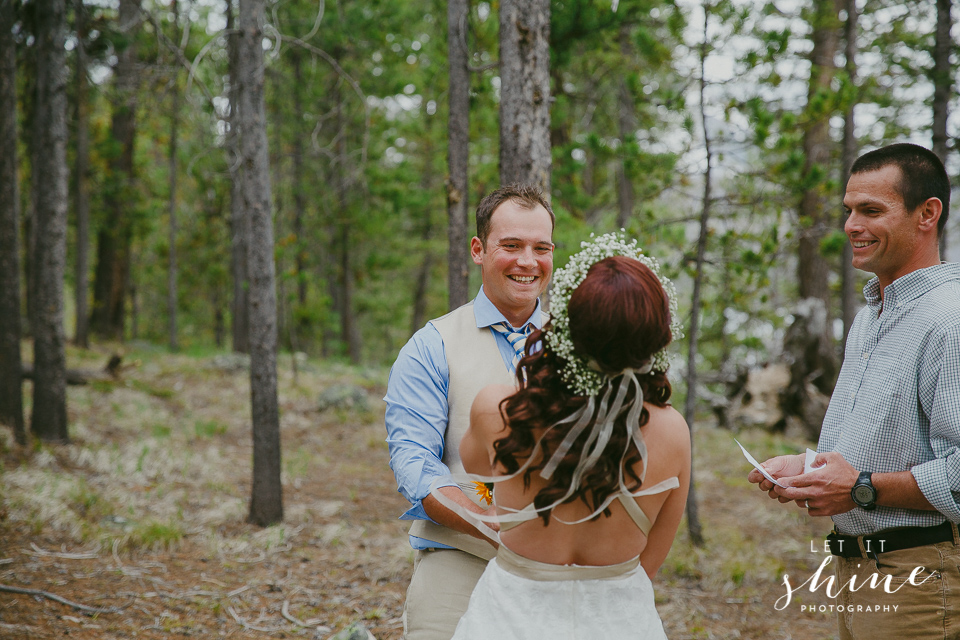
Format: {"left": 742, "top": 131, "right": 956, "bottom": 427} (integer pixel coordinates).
{"left": 384, "top": 286, "right": 545, "bottom": 549}
{"left": 819, "top": 262, "right": 960, "bottom": 535}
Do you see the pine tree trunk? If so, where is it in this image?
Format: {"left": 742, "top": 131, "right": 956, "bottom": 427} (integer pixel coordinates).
{"left": 933, "top": 0, "right": 951, "bottom": 259}
{"left": 498, "top": 0, "right": 551, "bottom": 193}
{"left": 91, "top": 0, "right": 140, "bottom": 340}
{"left": 23, "top": 39, "right": 35, "bottom": 341}
{"left": 335, "top": 83, "right": 361, "bottom": 363}
{"left": 73, "top": 0, "right": 90, "bottom": 349}
{"left": 447, "top": 0, "right": 470, "bottom": 310}
{"left": 238, "top": 0, "right": 282, "bottom": 527}
{"left": 840, "top": 0, "right": 858, "bottom": 349}
{"left": 214, "top": 292, "right": 225, "bottom": 348}
{"left": 321, "top": 227, "right": 339, "bottom": 358}
{"left": 167, "top": 0, "right": 180, "bottom": 352}
{"left": 129, "top": 271, "right": 138, "bottom": 340}
{"left": 797, "top": 0, "right": 840, "bottom": 307}
{"left": 23, "top": 198, "right": 34, "bottom": 340}
{"left": 412, "top": 125, "right": 435, "bottom": 335}
{"left": 30, "top": 0, "right": 70, "bottom": 443}
{"left": 290, "top": 49, "right": 311, "bottom": 351}
{"left": 683, "top": 22, "right": 714, "bottom": 549}
{"left": 339, "top": 224, "right": 361, "bottom": 362}
{"left": 0, "top": 0, "right": 25, "bottom": 445}
{"left": 227, "top": 1, "right": 249, "bottom": 354}
{"left": 616, "top": 24, "right": 636, "bottom": 231}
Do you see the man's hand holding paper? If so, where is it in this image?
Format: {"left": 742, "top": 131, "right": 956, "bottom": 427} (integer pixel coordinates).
{"left": 742, "top": 442, "right": 828, "bottom": 507}
{"left": 745, "top": 452, "right": 804, "bottom": 501}
{"left": 773, "top": 451, "right": 860, "bottom": 516}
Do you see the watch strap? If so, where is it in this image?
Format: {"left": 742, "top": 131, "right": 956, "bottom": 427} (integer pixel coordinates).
{"left": 852, "top": 471, "right": 877, "bottom": 511}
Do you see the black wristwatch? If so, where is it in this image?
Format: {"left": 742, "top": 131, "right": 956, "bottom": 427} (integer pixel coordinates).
{"left": 851, "top": 471, "right": 877, "bottom": 511}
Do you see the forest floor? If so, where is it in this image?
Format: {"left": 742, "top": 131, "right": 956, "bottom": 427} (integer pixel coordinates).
{"left": 0, "top": 343, "right": 841, "bottom": 639}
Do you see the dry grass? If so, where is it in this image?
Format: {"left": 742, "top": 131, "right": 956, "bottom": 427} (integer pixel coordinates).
{"left": 1, "top": 344, "right": 839, "bottom": 639}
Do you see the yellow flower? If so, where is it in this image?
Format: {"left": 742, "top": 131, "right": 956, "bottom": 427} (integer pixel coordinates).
{"left": 473, "top": 481, "right": 493, "bottom": 506}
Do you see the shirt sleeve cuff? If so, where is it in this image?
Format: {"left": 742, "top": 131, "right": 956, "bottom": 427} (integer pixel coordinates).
{"left": 912, "top": 459, "right": 960, "bottom": 522}
{"left": 400, "top": 477, "right": 460, "bottom": 522}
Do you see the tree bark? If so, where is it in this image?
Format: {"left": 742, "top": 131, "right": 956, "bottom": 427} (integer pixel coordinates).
{"left": 933, "top": 0, "right": 952, "bottom": 259}
{"left": 683, "top": 17, "right": 713, "bottom": 549}
{"left": 129, "top": 270, "right": 138, "bottom": 340}
{"left": 840, "top": 0, "right": 858, "bottom": 349}
{"left": 167, "top": 0, "right": 180, "bottom": 352}
{"left": 291, "top": 50, "right": 308, "bottom": 317}
{"left": 616, "top": 24, "right": 636, "bottom": 231}
{"left": 797, "top": 0, "right": 841, "bottom": 307}
{"left": 227, "top": 1, "right": 250, "bottom": 354}
{"left": 335, "top": 82, "right": 361, "bottom": 363}
{"left": 498, "top": 0, "right": 551, "bottom": 193}
{"left": 30, "top": 0, "right": 70, "bottom": 442}
{"left": 238, "top": 0, "right": 282, "bottom": 527}
{"left": 0, "top": 0, "right": 25, "bottom": 445}
{"left": 321, "top": 226, "right": 339, "bottom": 358}
{"left": 90, "top": 0, "right": 140, "bottom": 340}
{"left": 447, "top": 0, "right": 470, "bottom": 310}
{"left": 412, "top": 118, "right": 435, "bottom": 335}
{"left": 73, "top": 0, "right": 90, "bottom": 349}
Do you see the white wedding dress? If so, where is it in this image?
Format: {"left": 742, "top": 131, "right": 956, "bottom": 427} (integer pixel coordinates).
{"left": 450, "top": 480, "right": 677, "bottom": 640}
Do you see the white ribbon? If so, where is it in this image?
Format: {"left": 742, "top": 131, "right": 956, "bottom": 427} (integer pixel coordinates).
{"left": 428, "top": 368, "right": 672, "bottom": 538}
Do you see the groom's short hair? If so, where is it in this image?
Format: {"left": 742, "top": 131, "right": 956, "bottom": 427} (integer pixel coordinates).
{"left": 475, "top": 183, "right": 555, "bottom": 246}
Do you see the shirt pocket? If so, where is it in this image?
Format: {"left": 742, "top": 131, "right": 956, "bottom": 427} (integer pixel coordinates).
{"left": 854, "top": 349, "right": 911, "bottom": 433}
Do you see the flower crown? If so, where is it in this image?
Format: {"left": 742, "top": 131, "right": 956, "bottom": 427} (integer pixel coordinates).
{"left": 544, "top": 231, "right": 683, "bottom": 396}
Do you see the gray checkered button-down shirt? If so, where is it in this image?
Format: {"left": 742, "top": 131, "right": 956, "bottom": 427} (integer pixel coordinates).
{"left": 819, "top": 262, "right": 960, "bottom": 536}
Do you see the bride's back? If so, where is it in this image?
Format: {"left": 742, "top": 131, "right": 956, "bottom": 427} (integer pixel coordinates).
{"left": 470, "top": 385, "right": 690, "bottom": 569}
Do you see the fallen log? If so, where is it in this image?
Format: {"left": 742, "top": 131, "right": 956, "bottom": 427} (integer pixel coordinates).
{"left": 20, "top": 364, "right": 108, "bottom": 386}
{"left": 20, "top": 354, "right": 124, "bottom": 386}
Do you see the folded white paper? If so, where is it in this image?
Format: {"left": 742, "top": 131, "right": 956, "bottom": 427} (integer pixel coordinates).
{"left": 735, "top": 439, "right": 783, "bottom": 487}
{"left": 804, "top": 448, "right": 822, "bottom": 474}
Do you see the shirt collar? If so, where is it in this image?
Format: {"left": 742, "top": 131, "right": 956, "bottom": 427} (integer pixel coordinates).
{"left": 864, "top": 262, "right": 960, "bottom": 310}
{"left": 473, "top": 285, "right": 545, "bottom": 331}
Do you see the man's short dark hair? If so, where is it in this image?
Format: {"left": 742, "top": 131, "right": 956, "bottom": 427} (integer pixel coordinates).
{"left": 851, "top": 143, "right": 950, "bottom": 236}
{"left": 475, "top": 183, "right": 555, "bottom": 246}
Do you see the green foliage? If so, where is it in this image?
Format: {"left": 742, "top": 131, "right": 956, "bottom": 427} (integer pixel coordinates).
{"left": 6, "top": 0, "right": 950, "bottom": 414}
{"left": 194, "top": 419, "right": 228, "bottom": 439}
{"left": 128, "top": 519, "right": 185, "bottom": 551}
{"left": 69, "top": 479, "right": 111, "bottom": 520}
{"left": 151, "top": 423, "right": 172, "bottom": 439}
{"left": 820, "top": 229, "right": 849, "bottom": 257}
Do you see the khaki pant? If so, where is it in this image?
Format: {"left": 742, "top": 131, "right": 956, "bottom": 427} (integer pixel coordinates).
{"left": 836, "top": 529, "right": 960, "bottom": 640}
{"left": 403, "top": 548, "right": 490, "bottom": 640}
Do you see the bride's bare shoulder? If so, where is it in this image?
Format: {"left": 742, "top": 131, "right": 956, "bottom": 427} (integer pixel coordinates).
{"left": 643, "top": 404, "right": 691, "bottom": 448}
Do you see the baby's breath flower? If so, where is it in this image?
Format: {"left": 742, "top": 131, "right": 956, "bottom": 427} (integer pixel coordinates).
{"left": 545, "top": 231, "right": 683, "bottom": 396}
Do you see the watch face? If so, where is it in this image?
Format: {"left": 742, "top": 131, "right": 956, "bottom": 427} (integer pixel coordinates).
{"left": 853, "top": 484, "right": 875, "bottom": 504}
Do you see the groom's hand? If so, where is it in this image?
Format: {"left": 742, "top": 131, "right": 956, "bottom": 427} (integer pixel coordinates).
{"left": 747, "top": 454, "right": 804, "bottom": 503}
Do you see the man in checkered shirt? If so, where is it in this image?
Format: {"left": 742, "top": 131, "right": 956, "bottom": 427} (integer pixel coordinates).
{"left": 749, "top": 143, "right": 960, "bottom": 639}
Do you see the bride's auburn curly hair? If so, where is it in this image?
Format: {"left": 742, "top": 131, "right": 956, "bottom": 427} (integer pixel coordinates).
{"left": 493, "top": 256, "right": 673, "bottom": 524}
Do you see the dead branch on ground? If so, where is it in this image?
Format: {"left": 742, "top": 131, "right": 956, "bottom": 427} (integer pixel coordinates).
{"left": 0, "top": 584, "right": 120, "bottom": 615}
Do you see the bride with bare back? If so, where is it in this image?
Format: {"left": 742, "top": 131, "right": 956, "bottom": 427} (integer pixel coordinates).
{"left": 431, "top": 234, "right": 691, "bottom": 639}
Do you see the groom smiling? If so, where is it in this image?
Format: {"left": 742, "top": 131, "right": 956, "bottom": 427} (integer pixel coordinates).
{"left": 384, "top": 184, "right": 555, "bottom": 640}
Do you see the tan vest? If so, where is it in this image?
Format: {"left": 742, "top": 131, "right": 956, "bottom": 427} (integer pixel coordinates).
{"left": 408, "top": 302, "right": 528, "bottom": 560}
